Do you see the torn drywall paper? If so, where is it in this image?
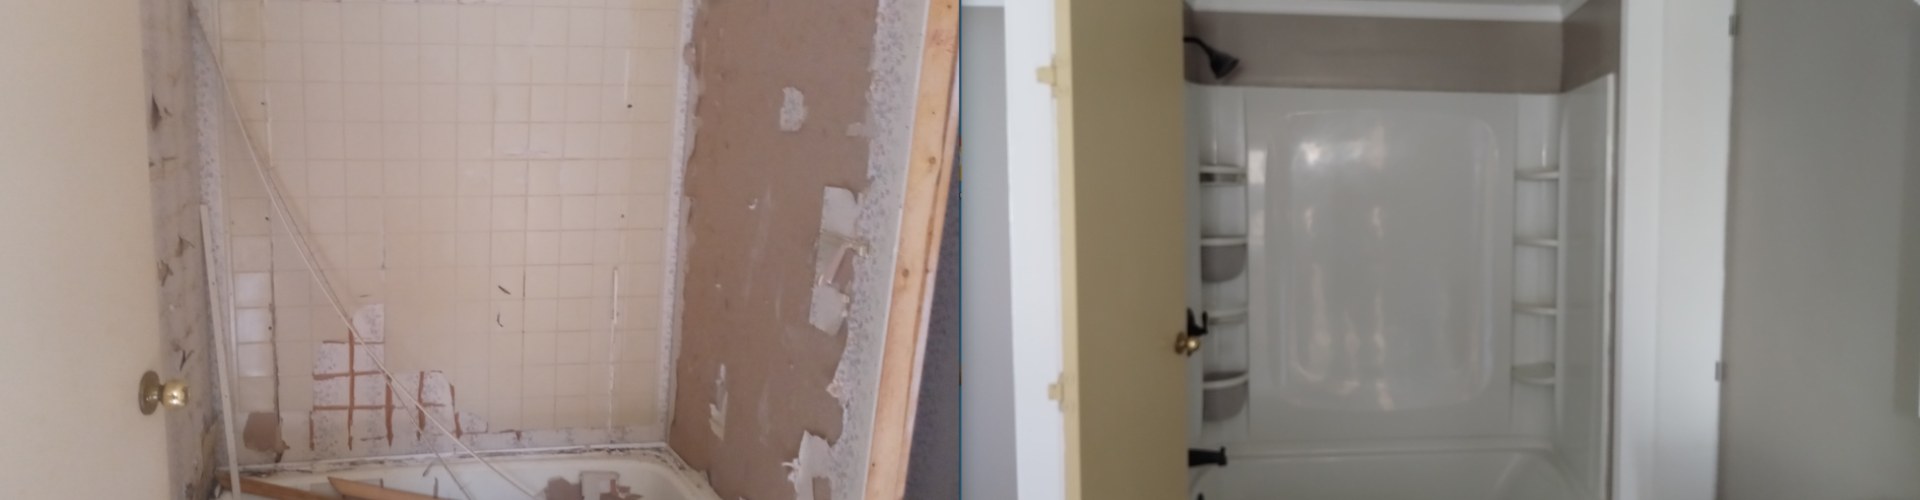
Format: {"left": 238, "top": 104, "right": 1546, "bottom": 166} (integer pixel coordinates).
{"left": 808, "top": 186, "right": 861, "bottom": 334}
{"left": 780, "top": 87, "right": 808, "bottom": 132}
{"left": 808, "top": 283, "right": 851, "bottom": 334}
{"left": 710, "top": 365, "right": 728, "bottom": 439}
{"left": 784, "top": 432, "right": 836, "bottom": 500}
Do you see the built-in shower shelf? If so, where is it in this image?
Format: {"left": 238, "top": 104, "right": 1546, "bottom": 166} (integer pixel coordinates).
{"left": 1200, "top": 237, "right": 1249, "bottom": 282}
{"left": 1512, "top": 362, "right": 1558, "bottom": 386}
{"left": 1205, "top": 307, "right": 1249, "bottom": 324}
{"left": 1516, "top": 168, "right": 1562, "bottom": 181}
{"left": 1200, "top": 165, "right": 1248, "bottom": 185}
{"left": 1515, "top": 237, "right": 1560, "bottom": 249}
{"left": 1513, "top": 304, "right": 1559, "bottom": 316}
{"left": 1201, "top": 371, "right": 1252, "bottom": 422}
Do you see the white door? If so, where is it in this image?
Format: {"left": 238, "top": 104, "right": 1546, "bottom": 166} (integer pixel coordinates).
{"left": 0, "top": 1, "right": 174, "bottom": 497}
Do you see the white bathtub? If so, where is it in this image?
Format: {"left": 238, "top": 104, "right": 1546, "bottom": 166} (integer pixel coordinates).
{"left": 219, "top": 445, "right": 719, "bottom": 500}
{"left": 1189, "top": 450, "right": 1577, "bottom": 500}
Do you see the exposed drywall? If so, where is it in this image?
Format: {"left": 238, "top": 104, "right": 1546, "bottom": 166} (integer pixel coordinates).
{"left": 1185, "top": 11, "right": 1562, "bottom": 92}
{"left": 143, "top": 0, "right": 222, "bottom": 497}
{"left": 1719, "top": 1, "right": 1920, "bottom": 499}
{"left": 1560, "top": 0, "right": 1619, "bottom": 90}
{"left": 665, "top": 0, "right": 929, "bottom": 498}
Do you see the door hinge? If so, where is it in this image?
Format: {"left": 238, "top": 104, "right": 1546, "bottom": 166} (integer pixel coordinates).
{"left": 1047, "top": 371, "right": 1068, "bottom": 412}
{"left": 1036, "top": 56, "right": 1062, "bottom": 97}
{"left": 1715, "top": 361, "right": 1725, "bottom": 382}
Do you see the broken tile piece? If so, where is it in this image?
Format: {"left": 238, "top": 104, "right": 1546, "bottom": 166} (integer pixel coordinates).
{"left": 351, "top": 303, "right": 385, "bottom": 342}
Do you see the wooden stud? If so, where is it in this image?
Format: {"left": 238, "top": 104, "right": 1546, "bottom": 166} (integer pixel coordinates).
{"left": 861, "top": 0, "right": 961, "bottom": 498}
{"left": 328, "top": 477, "right": 444, "bottom": 500}
{"left": 215, "top": 475, "right": 334, "bottom": 500}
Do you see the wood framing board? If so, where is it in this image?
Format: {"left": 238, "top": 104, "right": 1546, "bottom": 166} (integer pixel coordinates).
{"left": 862, "top": 0, "right": 961, "bottom": 498}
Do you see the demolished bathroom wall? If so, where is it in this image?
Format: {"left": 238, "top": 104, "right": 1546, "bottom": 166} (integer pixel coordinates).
{"left": 142, "top": 0, "right": 222, "bottom": 497}
{"left": 664, "top": 0, "right": 935, "bottom": 499}
{"left": 202, "top": 0, "right": 686, "bottom": 464}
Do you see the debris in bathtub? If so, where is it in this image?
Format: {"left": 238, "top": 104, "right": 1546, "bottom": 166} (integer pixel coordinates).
{"left": 242, "top": 411, "right": 287, "bottom": 453}
{"left": 216, "top": 475, "right": 331, "bottom": 500}
{"left": 328, "top": 476, "right": 440, "bottom": 500}
{"left": 541, "top": 471, "right": 643, "bottom": 500}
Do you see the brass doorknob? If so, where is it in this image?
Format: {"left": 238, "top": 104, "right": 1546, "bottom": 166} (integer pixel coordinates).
{"left": 138, "top": 371, "right": 188, "bottom": 415}
{"left": 1174, "top": 331, "right": 1203, "bottom": 356}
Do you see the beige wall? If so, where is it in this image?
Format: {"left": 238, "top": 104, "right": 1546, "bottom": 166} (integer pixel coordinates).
{"left": 1186, "top": 11, "right": 1562, "bottom": 93}
{"left": 208, "top": 0, "right": 679, "bottom": 463}
{"left": 1720, "top": 1, "right": 1920, "bottom": 498}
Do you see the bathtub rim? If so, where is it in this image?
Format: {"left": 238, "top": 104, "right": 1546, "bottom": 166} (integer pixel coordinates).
{"left": 226, "top": 443, "right": 718, "bottom": 499}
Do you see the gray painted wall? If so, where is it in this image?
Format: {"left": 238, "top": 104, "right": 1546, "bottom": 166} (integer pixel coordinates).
{"left": 1185, "top": 12, "right": 1562, "bottom": 93}
{"left": 1720, "top": 1, "right": 1920, "bottom": 498}
{"left": 957, "top": 7, "right": 1018, "bottom": 500}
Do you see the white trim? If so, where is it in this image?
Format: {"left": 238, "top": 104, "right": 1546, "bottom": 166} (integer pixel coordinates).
{"left": 1613, "top": 0, "right": 1731, "bottom": 499}
{"left": 1189, "top": 0, "right": 1568, "bottom": 23}
{"left": 1003, "top": 2, "right": 1069, "bottom": 500}
{"left": 961, "top": 0, "right": 1004, "bottom": 7}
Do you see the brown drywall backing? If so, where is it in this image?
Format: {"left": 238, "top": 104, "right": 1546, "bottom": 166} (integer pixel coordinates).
{"left": 666, "top": 0, "right": 928, "bottom": 499}
{"left": 1562, "top": 0, "right": 1622, "bottom": 90}
{"left": 1188, "top": 12, "right": 1563, "bottom": 93}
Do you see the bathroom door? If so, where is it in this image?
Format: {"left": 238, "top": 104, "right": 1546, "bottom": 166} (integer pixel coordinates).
{"left": 1056, "top": 0, "right": 1190, "bottom": 498}
{"left": 0, "top": 1, "right": 173, "bottom": 497}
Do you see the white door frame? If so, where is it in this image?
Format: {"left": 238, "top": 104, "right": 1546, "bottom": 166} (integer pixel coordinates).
{"left": 1613, "top": 0, "right": 1733, "bottom": 499}
{"left": 991, "top": 0, "right": 1737, "bottom": 498}
{"left": 1001, "top": 1, "right": 1071, "bottom": 499}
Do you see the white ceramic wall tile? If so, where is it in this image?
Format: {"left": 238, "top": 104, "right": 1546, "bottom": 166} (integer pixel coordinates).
{"left": 220, "top": 0, "right": 676, "bottom": 463}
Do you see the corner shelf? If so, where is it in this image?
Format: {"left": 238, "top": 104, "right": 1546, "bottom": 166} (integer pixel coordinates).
{"left": 1516, "top": 237, "right": 1561, "bottom": 249}
{"left": 1513, "top": 362, "right": 1558, "bottom": 386}
{"left": 1517, "top": 168, "right": 1562, "bottom": 181}
{"left": 1514, "top": 303, "right": 1560, "bottom": 316}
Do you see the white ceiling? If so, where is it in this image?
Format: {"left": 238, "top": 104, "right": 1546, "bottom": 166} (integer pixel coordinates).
{"left": 1190, "top": 0, "right": 1591, "bottom": 22}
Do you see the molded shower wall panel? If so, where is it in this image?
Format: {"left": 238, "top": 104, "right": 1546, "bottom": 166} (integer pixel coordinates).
{"left": 1555, "top": 74, "right": 1614, "bottom": 500}
{"left": 1243, "top": 87, "right": 1538, "bottom": 445}
{"left": 204, "top": 0, "right": 681, "bottom": 464}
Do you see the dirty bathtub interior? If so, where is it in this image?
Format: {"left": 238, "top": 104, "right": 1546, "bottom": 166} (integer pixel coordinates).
{"left": 219, "top": 447, "right": 718, "bottom": 500}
